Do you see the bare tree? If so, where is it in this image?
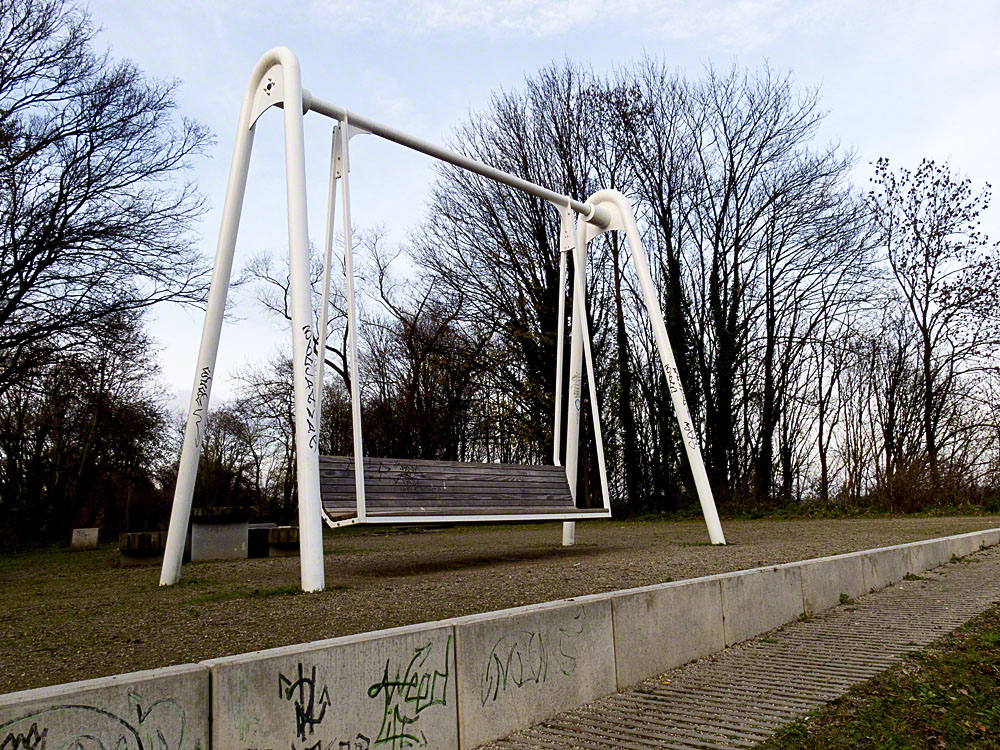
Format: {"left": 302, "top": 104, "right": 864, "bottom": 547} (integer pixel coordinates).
{"left": 0, "top": 0, "right": 212, "bottom": 394}
{"left": 868, "top": 158, "right": 1000, "bottom": 487}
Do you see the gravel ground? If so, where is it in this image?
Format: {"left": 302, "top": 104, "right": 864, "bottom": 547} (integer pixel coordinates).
{"left": 2, "top": 515, "right": 998, "bottom": 694}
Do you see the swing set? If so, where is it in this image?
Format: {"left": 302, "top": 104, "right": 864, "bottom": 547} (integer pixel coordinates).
{"left": 160, "top": 48, "right": 725, "bottom": 592}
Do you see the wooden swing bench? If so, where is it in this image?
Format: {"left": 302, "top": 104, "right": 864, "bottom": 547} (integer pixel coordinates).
{"left": 320, "top": 456, "right": 609, "bottom": 525}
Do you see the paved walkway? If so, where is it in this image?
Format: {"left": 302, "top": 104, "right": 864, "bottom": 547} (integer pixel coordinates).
{"left": 483, "top": 546, "right": 1000, "bottom": 749}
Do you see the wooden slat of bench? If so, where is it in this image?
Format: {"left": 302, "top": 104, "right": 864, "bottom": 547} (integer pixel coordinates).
{"left": 320, "top": 455, "right": 578, "bottom": 515}
{"left": 322, "top": 505, "right": 607, "bottom": 517}
{"left": 320, "top": 457, "right": 566, "bottom": 477}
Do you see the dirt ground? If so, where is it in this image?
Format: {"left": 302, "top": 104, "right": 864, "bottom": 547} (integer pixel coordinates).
{"left": 2, "top": 515, "right": 999, "bottom": 694}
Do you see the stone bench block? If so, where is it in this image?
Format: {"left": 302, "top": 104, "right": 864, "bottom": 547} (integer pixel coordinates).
{"left": 799, "top": 553, "right": 866, "bottom": 613}
{"left": 118, "top": 531, "right": 167, "bottom": 567}
{"left": 0, "top": 665, "right": 209, "bottom": 750}
{"left": 610, "top": 576, "right": 725, "bottom": 689}
{"left": 862, "top": 545, "right": 911, "bottom": 591}
{"left": 451, "top": 595, "right": 615, "bottom": 749}
{"left": 268, "top": 525, "right": 300, "bottom": 557}
{"left": 204, "top": 622, "right": 458, "bottom": 750}
{"left": 720, "top": 565, "right": 803, "bottom": 646}
{"left": 190, "top": 519, "right": 247, "bottom": 562}
{"left": 70, "top": 528, "right": 99, "bottom": 551}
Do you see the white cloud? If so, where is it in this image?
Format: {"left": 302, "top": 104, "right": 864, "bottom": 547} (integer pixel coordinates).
{"left": 308, "top": 0, "right": 834, "bottom": 47}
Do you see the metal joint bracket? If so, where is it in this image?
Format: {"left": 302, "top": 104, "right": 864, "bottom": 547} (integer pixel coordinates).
{"left": 250, "top": 65, "right": 314, "bottom": 128}
{"left": 333, "top": 118, "right": 371, "bottom": 178}
{"left": 559, "top": 203, "right": 575, "bottom": 254}
{"left": 585, "top": 201, "right": 625, "bottom": 242}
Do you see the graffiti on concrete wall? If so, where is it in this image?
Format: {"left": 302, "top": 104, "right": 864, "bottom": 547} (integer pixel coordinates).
{"left": 366, "top": 636, "right": 452, "bottom": 749}
{"left": 480, "top": 609, "right": 586, "bottom": 706}
{"left": 0, "top": 692, "right": 195, "bottom": 750}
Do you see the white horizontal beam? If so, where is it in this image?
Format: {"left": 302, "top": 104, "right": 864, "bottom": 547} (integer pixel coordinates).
{"left": 305, "top": 95, "right": 612, "bottom": 228}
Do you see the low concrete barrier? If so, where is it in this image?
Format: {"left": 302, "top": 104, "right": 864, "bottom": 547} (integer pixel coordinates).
{"left": 452, "top": 595, "right": 614, "bottom": 749}
{"left": 908, "top": 537, "right": 953, "bottom": 572}
{"left": 861, "top": 544, "right": 911, "bottom": 591}
{"left": 204, "top": 622, "right": 458, "bottom": 750}
{"left": 0, "top": 665, "right": 208, "bottom": 750}
{"left": 4, "top": 526, "right": 999, "bottom": 750}
{"left": 70, "top": 527, "right": 99, "bottom": 551}
{"left": 720, "top": 564, "right": 803, "bottom": 646}
{"left": 799, "top": 552, "right": 866, "bottom": 612}
{"left": 610, "top": 576, "right": 725, "bottom": 689}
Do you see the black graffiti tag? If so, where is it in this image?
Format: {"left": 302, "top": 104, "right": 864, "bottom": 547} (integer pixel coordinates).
{"left": 279, "top": 663, "right": 332, "bottom": 742}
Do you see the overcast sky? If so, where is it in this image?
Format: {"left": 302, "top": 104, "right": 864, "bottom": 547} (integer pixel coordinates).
{"left": 85, "top": 0, "right": 1000, "bottom": 411}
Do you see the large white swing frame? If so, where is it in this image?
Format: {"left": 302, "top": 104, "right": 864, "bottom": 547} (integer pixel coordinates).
{"left": 159, "top": 48, "right": 725, "bottom": 593}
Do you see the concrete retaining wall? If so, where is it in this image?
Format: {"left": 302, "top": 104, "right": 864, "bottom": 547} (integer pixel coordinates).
{"left": 4, "top": 527, "right": 999, "bottom": 750}
{"left": 452, "top": 595, "right": 615, "bottom": 749}
{"left": 0, "top": 665, "right": 209, "bottom": 750}
{"left": 205, "top": 622, "right": 458, "bottom": 750}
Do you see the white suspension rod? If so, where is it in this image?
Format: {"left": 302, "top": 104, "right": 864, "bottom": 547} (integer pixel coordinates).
{"left": 315, "top": 126, "right": 339, "bottom": 427}
{"left": 340, "top": 121, "right": 367, "bottom": 522}
{"left": 552, "top": 206, "right": 573, "bottom": 466}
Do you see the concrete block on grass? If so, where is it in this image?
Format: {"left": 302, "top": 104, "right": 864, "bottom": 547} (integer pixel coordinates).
{"left": 0, "top": 665, "right": 208, "bottom": 750}
{"left": 611, "top": 577, "right": 724, "bottom": 688}
{"left": 799, "top": 553, "right": 866, "bottom": 613}
{"left": 862, "top": 546, "right": 911, "bottom": 592}
{"left": 453, "top": 596, "right": 615, "bottom": 749}
{"left": 70, "top": 527, "right": 99, "bottom": 550}
{"left": 190, "top": 521, "right": 247, "bottom": 561}
{"left": 205, "top": 622, "right": 457, "bottom": 750}
{"left": 721, "top": 565, "right": 803, "bottom": 646}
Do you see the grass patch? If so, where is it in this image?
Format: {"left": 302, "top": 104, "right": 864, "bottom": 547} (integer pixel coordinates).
{"left": 904, "top": 572, "right": 928, "bottom": 581}
{"left": 757, "top": 604, "right": 1000, "bottom": 749}
{"left": 182, "top": 583, "right": 350, "bottom": 605}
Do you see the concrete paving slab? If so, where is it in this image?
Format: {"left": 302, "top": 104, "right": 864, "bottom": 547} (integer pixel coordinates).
{"left": 0, "top": 665, "right": 208, "bottom": 750}
{"left": 861, "top": 545, "right": 911, "bottom": 592}
{"left": 720, "top": 565, "right": 803, "bottom": 646}
{"left": 452, "top": 596, "right": 615, "bottom": 749}
{"left": 204, "top": 622, "right": 457, "bottom": 750}
{"left": 610, "top": 577, "right": 725, "bottom": 689}
{"left": 799, "top": 553, "right": 866, "bottom": 613}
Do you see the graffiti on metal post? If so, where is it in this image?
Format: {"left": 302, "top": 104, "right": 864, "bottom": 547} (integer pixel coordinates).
{"left": 192, "top": 366, "right": 212, "bottom": 446}
{"left": 301, "top": 325, "right": 319, "bottom": 452}
{"left": 366, "top": 636, "right": 452, "bottom": 749}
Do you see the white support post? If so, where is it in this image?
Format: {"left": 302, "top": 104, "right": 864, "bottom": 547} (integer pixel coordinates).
{"left": 339, "top": 119, "right": 367, "bottom": 522}
{"left": 158, "top": 82, "right": 256, "bottom": 588}
{"left": 585, "top": 190, "right": 726, "bottom": 545}
{"left": 160, "top": 48, "right": 329, "bottom": 589}
{"left": 281, "top": 58, "right": 326, "bottom": 592}
{"left": 554, "top": 205, "right": 575, "bottom": 547}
